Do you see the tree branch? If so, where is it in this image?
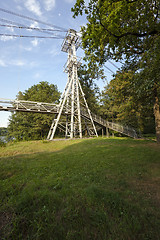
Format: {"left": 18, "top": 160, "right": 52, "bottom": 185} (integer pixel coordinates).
{"left": 99, "top": 16, "right": 159, "bottom": 40}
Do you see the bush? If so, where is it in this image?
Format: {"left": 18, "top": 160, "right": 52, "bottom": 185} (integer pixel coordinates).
{"left": 0, "top": 139, "right": 6, "bottom": 147}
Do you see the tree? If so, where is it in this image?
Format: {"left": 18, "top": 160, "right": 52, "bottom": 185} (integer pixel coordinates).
{"left": 72, "top": 0, "right": 160, "bottom": 142}
{"left": 0, "top": 127, "right": 8, "bottom": 136}
{"left": 101, "top": 70, "right": 155, "bottom": 133}
{"left": 8, "top": 81, "right": 61, "bottom": 141}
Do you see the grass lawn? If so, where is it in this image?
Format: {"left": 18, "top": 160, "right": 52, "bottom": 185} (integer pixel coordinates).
{"left": 0, "top": 137, "right": 160, "bottom": 240}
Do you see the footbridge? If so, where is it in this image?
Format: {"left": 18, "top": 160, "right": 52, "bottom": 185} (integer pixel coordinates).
{"left": 0, "top": 98, "right": 138, "bottom": 139}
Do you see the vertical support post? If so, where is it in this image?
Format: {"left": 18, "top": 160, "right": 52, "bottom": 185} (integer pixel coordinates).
{"left": 102, "top": 128, "right": 104, "bottom": 137}
{"left": 76, "top": 67, "right": 82, "bottom": 138}
{"left": 65, "top": 115, "right": 68, "bottom": 138}
{"left": 77, "top": 79, "right": 98, "bottom": 137}
{"left": 70, "top": 71, "right": 75, "bottom": 138}
{"left": 106, "top": 127, "right": 109, "bottom": 138}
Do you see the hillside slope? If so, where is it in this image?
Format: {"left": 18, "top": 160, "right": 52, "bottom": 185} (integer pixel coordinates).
{"left": 0, "top": 138, "right": 160, "bottom": 240}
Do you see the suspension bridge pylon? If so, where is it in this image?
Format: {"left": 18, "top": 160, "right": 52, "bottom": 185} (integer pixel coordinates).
{"left": 47, "top": 29, "right": 98, "bottom": 140}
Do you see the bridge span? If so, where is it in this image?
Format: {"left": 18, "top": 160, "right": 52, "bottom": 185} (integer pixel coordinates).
{"left": 0, "top": 98, "right": 138, "bottom": 139}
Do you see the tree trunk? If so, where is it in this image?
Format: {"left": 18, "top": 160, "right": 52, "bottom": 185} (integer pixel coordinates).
{"left": 153, "top": 94, "right": 160, "bottom": 143}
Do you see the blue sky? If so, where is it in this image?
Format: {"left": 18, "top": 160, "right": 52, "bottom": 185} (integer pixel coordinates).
{"left": 0, "top": 0, "right": 118, "bottom": 127}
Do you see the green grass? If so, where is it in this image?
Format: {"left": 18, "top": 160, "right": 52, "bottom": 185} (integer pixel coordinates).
{"left": 0, "top": 137, "right": 160, "bottom": 240}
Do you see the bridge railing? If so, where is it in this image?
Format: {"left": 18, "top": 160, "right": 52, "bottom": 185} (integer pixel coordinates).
{"left": 81, "top": 107, "right": 138, "bottom": 138}
{"left": 0, "top": 98, "right": 59, "bottom": 114}
{"left": 0, "top": 98, "right": 139, "bottom": 138}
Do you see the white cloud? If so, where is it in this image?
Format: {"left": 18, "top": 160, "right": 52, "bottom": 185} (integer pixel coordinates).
{"left": 25, "top": 0, "right": 42, "bottom": 16}
{"left": 34, "top": 72, "right": 41, "bottom": 78}
{"left": 43, "top": 0, "right": 56, "bottom": 11}
{"left": 0, "top": 35, "right": 15, "bottom": 41}
{"left": 12, "top": 60, "right": 26, "bottom": 66}
{"left": 49, "top": 48, "right": 59, "bottom": 56}
{"left": 30, "top": 22, "right": 39, "bottom": 28}
{"left": 31, "top": 38, "right": 39, "bottom": 46}
{"left": 16, "top": 5, "right": 23, "bottom": 11}
{"left": 0, "top": 59, "right": 7, "bottom": 67}
{"left": 22, "top": 46, "right": 32, "bottom": 51}
{"left": 27, "top": 21, "right": 39, "bottom": 32}
{"left": 5, "top": 26, "right": 14, "bottom": 34}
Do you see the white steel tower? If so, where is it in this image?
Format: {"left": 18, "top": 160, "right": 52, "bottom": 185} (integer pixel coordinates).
{"left": 47, "top": 29, "right": 98, "bottom": 140}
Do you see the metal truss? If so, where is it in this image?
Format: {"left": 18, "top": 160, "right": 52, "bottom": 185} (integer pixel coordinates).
{"left": 47, "top": 29, "right": 98, "bottom": 140}
{"left": 0, "top": 98, "right": 59, "bottom": 114}
{"left": 0, "top": 98, "right": 138, "bottom": 139}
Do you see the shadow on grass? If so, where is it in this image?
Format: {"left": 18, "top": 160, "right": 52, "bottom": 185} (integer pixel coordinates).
{"left": 0, "top": 137, "right": 160, "bottom": 240}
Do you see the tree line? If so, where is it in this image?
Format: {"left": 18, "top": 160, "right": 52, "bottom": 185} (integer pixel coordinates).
{"left": 7, "top": 73, "right": 155, "bottom": 141}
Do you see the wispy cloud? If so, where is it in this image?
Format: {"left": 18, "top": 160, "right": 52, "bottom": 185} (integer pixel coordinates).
{"left": 31, "top": 38, "right": 39, "bottom": 46}
{"left": 24, "top": 0, "right": 42, "bottom": 16}
{"left": 7, "top": 26, "right": 14, "bottom": 33}
{"left": 21, "top": 46, "right": 32, "bottom": 51}
{"left": 49, "top": 48, "right": 59, "bottom": 56}
{"left": 30, "top": 21, "right": 39, "bottom": 29}
{"left": 11, "top": 60, "right": 26, "bottom": 66}
{"left": 0, "top": 36, "right": 15, "bottom": 41}
{"left": 43, "top": 0, "right": 56, "bottom": 11}
{"left": 49, "top": 43, "right": 61, "bottom": 56}
{"left": 0, "top": 59, "right": 7, "bottom": 67}
{"left": 34, "top": 72, "right": 41, "bottom": 79}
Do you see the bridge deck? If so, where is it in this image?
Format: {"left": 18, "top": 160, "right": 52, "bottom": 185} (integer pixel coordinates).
{"left": 0, "top": 98, "right": 59, "bottom": 114}
{"left": 0, "top": 98, "right": 138, "bottom": 138}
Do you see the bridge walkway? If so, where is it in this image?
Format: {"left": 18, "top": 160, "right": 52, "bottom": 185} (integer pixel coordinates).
{"left": 0, "top": 98, "right": 138, "bottom": 138}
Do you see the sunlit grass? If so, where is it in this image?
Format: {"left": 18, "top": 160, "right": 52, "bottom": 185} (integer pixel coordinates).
{"left": 0, "top": 137, "right": 160, "bottom": 239}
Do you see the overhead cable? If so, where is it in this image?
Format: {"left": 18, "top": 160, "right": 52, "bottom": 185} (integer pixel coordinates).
{"left": 0, "top": 33, "right": 65, "bottom": 39}
{"left": 0, "top": 18, "right": 66, "bottom": 32}
{"left": 0, "top": 24, "right": 66, "bottom": 37}
{"left": 104, "top": 65, "right": 115, "bottom": 74}
{"left": 108, "top": 60, "right": 119, "bottom": 69}
{"left": 0, "top": 7, "right": 67, "bottom": 32}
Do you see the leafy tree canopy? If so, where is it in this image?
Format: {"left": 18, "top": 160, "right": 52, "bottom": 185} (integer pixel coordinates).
{"left": 8, "top": 81, "right": 61, "bottom": 141}
{"left": 101, "top": 70, "right": 155, "bottom": 133}
{"left": 72, "top": 0, "right": 160, "bottom": 142}
{"left": 72, "top": 0, "right": 160, "bottom": 64}
{"left": 78, "top": 64, "right": 104, "bottom": 113}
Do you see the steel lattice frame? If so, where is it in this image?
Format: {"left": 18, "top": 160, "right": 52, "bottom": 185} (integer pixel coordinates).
{"left": 47, "top": 29, "right": 98, "bottom": 140}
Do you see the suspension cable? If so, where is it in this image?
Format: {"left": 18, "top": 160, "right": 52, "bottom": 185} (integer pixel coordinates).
{"left": 0, "top": 18, "right": 66, "bottom": 32}
{"left": 0, "top": 33, "right": 65, "bottom": 39}
{"left": 0, "top": 7, "right": 67, "bottom": 32}
{"left": 104, "top": 65, "right": 115, "bottom": 75}
{"left": 0, "top": 24, "right": 66, "bottom": 37}
{"left": 108, "top": 60, "right": 119, "bottom": 69}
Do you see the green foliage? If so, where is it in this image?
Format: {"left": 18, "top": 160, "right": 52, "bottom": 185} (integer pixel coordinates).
{"left": 72, "top": 0, "right": 160, "bottom": 64}
{"left": 8, "top": 81, "right": 61, "bottom": 141}
{"left": 0, "top": 127, "right": 8, "bottom": 136}
{"left": 100, "top": 70, "right": 155, "bottom": 133}
{"left": 0, "top": 138, "right": 160, "bottom": 239}
{"left": 78, "top": 64, "right": 103, "bottom": 114}
{"left": 72, "top": 0, "right": 160, "bottom": 141}
{"left": 0, "top": 139, "right": 6, "bottom": 147}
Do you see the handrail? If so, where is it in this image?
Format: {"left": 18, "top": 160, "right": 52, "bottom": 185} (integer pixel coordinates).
{"left": 0, "top": 98, "right": 139, "bottom": 138}
{"left": 81, "top": 107, "right": 138, "bottom": 139}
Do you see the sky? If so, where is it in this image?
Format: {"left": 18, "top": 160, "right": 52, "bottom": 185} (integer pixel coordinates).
{"left": 0, "top": 0, "right": 119, "bottom": 127}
